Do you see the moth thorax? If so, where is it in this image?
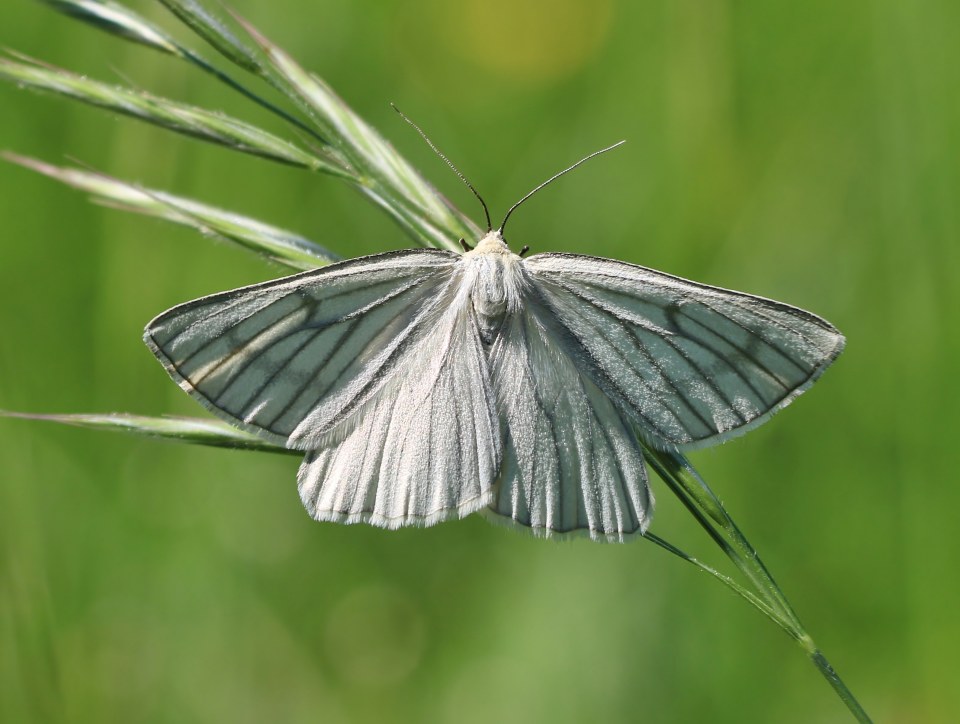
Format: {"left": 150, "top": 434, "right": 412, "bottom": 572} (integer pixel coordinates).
{"left": 472, "top": 259, "right": 507, "bottom": 316}
{"left": 470, "top": 255, "right": 510, "bottom": 344}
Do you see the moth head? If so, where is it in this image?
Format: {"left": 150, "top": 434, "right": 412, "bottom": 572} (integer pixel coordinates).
{"left": 466, "top": 230, "right": 512, "bottom": 257}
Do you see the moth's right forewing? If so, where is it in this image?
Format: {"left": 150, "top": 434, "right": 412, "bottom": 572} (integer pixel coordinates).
{"left": 144, "top": 249, "right": 459, "bottom": 446}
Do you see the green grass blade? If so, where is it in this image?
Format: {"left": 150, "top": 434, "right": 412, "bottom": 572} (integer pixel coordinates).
{"left": 644, "top": 445, "right": 804, "bottom": 628}
{"left": 0, "top": 54, "right": 347, "bottom": 174}
{"left": 642, "top": 443, "right": 873, "bottom": 721}
{"left": 156, "top": 0, "right": 261, "bottom": 73}
{"left": 3, "top": 153, "right": 339, "bottom": 270}
{"left": 229, "top": 12, "right": 480, "bottom": 250}
{"left": 31, "top": 0, "right": 480, "bottom": 250}
{"left": 0, "top": 410, "right": 294, "bottom": 454}
{"left": 39, "top": 0, "right": 184, "bottom": 55}
{"left": 39, "top": 0, "right": 331, "bottom": 147}
{"left": 641, "top": 532, "right": 796, "bottom": 639}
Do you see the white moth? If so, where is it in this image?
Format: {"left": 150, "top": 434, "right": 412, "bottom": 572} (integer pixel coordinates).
{"left": 144, "top": 143, "right": 844, "bottom": 543}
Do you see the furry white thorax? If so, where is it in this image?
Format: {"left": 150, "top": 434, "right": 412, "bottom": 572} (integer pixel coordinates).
{"left": 461, "top": 230, "right": 524, "bottom": 342}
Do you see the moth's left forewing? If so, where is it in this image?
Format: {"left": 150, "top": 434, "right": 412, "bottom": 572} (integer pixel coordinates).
{"left": 522, "top": 252, "right": 845, "bottom": 450}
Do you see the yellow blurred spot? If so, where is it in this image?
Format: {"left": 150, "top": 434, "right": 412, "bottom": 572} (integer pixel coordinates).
{"left": 437, "top": 0, "right": 615, "bottom": 83}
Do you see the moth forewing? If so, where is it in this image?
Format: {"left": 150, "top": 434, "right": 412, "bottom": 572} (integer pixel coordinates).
{"left": 144, "top": 249, "right": 460, "bottom": 446}
{"left": 521, "top": 252, "right": 845, "bottom": 451}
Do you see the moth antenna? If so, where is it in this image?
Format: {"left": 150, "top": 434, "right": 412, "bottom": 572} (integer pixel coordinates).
{"left": 391, "top": 104, "right": 492, "bottom": 231}
{"left": 499, "top": 140, "right": 626, "bottom": 236}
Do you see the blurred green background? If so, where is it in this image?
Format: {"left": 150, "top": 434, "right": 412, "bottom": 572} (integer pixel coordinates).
{"left": 1, "top": 1, "right": 957, "bottom": 722}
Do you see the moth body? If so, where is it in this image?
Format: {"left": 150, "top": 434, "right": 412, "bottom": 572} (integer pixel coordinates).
{"left": 463, "top": 230, "right": 523, "bottom": 345}
{"left": 145, "top": 231, "right": 844, "bottom": 542}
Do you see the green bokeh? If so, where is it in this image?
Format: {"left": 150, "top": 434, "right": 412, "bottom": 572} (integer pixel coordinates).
{"left": 1, "top": 1, "right": 957, "bottom": 722}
